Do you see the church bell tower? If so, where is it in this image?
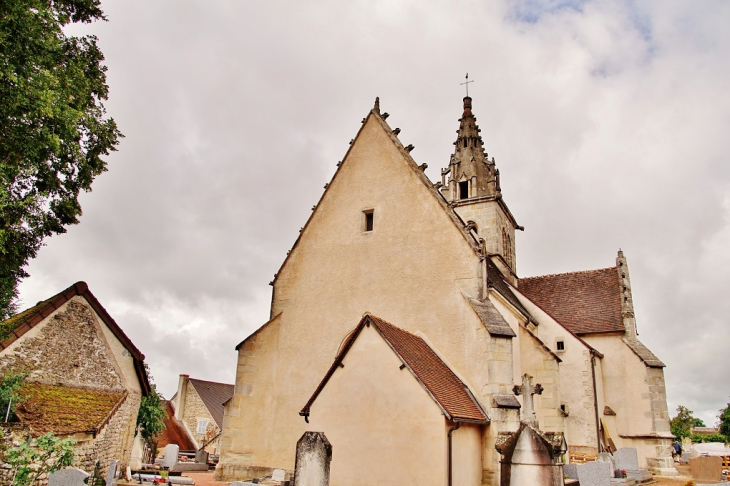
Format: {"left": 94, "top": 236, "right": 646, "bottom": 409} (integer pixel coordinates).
{"left": 440, "top": 95, "right": 521, "bottom": 282}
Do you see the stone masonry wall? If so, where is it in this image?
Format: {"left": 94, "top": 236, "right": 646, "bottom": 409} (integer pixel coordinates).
{"left": 0, "top": 300, "right": 124, "bottom": 392}
{"left": 182, "top": 384, "right": 220, "bottom": 452}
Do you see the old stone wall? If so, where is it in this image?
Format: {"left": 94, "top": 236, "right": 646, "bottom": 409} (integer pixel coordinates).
{"left": 0, "top": 300, "right": 124, "bottom": 392}
{"left": 181, "top": 383, "right": 219, "bottom": 452}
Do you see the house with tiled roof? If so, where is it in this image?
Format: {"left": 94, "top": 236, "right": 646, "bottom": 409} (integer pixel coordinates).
{"left": 0, "top": 282, "right": 150, "bottom": 479}
{"left": 170, "top": 375, "right": 234, "bottom": 455}
{"left": 215, "top": 96, "right": 676, "bottom": 485}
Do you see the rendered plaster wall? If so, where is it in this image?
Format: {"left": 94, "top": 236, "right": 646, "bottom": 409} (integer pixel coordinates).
{"left": 216, "top": 113, "right": 494, "bottom": 482}
{"left": 518, "top": 327, "right": 562, "bottom": 433}
{"left": 307, "top": 324, "right": 451, "bottom": 486}
{"left": 582, "top": 334, "right": 672, "bottom": 469}
{"left": 513, "top": 291, "right": 599, "bottom": 451}
{"left": 451, "top": 423, "right": 483, "bottom": 486}
{"left": 181, "top": 383, "right": 220, "bottom": 452}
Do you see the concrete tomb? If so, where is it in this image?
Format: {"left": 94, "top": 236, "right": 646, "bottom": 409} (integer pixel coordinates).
{"left": 293, "top": 432, "right": 332, "bottom": 486}
{"left": 576, "top": 461, "right": 611, "bottom": 486}
{"left": 689, "top": 455, "right": 723, "bottom": 483}
{"left": 48, "top": 468, "right": 90, "bottom": 486}
{"left": 162, "top": 444, "right": 180, "bottom": 469}
{"left": 613, "top": 448, "right": 652, "bottom": 482}
{"left": 106, "top": 460, "right": 119, "bottom": 486}
{"left": 563, "top": 463, "right": 579, "bottom": 480}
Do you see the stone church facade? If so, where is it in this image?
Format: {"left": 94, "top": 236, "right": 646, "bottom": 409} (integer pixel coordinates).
{"left": 215, "top": 96, "right": 676, "bottom": 485}
{"left": 0, "top": 282, "right": 150, "bottom": 479}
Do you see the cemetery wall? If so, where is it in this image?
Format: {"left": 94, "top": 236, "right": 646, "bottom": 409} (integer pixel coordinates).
{"left": 217, "top": 113, "right": 491, "bottom": 481}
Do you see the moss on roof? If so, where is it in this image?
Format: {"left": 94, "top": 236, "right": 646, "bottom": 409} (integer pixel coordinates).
{"left": 15, "top": 383, "right": 126, "bottom": 437}
{"left": 0, "top": 297, "right": 56, "bottom": 338}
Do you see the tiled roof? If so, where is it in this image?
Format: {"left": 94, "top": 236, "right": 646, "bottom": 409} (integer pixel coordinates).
{"left": 157, "top": 401, "right": 196, "bottom": 451}
{"left": 301, "top": 314, "right": 488, "bottom": 423}
{"left": 14, "top": 383, "right": 126, "bottom": 437}
{"left": 466, "top": 296, "right": 516, "bottom": 337}
{"left": 188, "top": 379, "right": 234, "bottom": 428}
{"left": 518, "top": 267, "right": 625, "bottom": 335}
{"left": 0, "top": 282, "right": 151, "bottom": 395}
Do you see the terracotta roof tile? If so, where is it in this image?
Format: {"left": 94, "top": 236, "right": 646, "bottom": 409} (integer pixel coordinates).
{"left": 518, "top": 267, "right": 624, "bottom": 335}
{"left": 15, "top": 383, "right": 126, "bottom": 437}
{"left": 188, "top": 378, "right": 234, "bottom": 428}
{"left": 301, "top": 315, "right": 488, "bottom": 423}
{"left": 157, "top": 401, "right": 196, "bottom": 451}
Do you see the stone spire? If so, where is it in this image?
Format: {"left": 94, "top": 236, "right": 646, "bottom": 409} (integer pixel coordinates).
{"left": 441, "top": 96, "right": 499, "bottom": 201}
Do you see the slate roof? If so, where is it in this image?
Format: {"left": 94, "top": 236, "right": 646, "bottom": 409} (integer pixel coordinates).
{"left": 466, "top": 296, "right": 516, "bottom": 337}
{"left": 518, "top": 267, "right": 625, "bottom": 335}
{"left": 0, "top": 282, "right": 150, "bottom": 394}
{"left": 157, "top": 401, "right": 196, "bottom": 451}
{"left": 14, "top": 383, "right": 126, "bottom": 437}
{"left": 301, "top": 314, "right": 489, "bottom": 423}
{"left": 623, "top": 338, "right": 665, "bottom": 368}
{"left": 486, "top": 259, "right": 533, "bottom": 322}
{"left": 188, "top": 378, "right": 234, "bottom": 428}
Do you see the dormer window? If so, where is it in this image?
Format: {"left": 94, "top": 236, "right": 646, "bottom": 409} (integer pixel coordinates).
{"left": 363, "top": 210, "right": 374, "bottom": 232}
{"left": 459, "top": 181, "right": 469, "bottom": 199}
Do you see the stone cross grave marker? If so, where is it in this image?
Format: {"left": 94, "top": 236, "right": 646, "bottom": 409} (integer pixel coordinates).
{"left": 162, "top": 444, "right": 179, "bottom": 469}
{"left": 293, "top": 432, "right": 332, "bottom": 486}
{"left": 48, "top": 468, "right": 90, "bottom": 486}
{"left": 106, "top": 460, "right": 119, "bottom": 486}
{"left": 576, "top": 461, "right": 611, "bottom": 486}
{"left": 512, "top": 373, "right": 543, "bottom": 427}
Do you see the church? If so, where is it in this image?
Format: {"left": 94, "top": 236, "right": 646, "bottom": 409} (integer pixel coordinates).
{"left": 215, "top": 95, "right": 676, "bottom": 485}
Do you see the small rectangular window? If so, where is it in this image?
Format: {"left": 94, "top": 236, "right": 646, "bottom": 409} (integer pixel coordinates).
{"left": 459, "top": 181, "right": 469, "bottom": 199}
{"left": 364, "top": 210, "right": 374, "bottom": 232}
{"left": 197, "top": 419, "right": 208, "bottom": 435}
{"left": 556, "top": 340, "right": 565, "bottom": 351}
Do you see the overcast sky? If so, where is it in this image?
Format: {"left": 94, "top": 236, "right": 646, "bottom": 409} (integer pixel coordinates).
{"left": 17, "top": 0, "right": 730, "bottom": 426}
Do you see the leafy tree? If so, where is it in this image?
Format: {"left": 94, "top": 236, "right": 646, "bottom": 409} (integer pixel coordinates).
{"left": 136, "top": 365, "right": 166, "bottom": 453}
{"left": 0, "top": 372, "right": 28, "bottom": 422}
{"left": 3, "top": 432, "right": 75, "bottom": 485}
{"left": 0, "top": 0, "right": 122, "bottom": 319}
{"left": 671, "top": 405, "right": 698, "bottom": 439}
{"left": 719, "top": 402, "right": 730, "bottom": 443}
{"left": 693, "top": 418, "right": 706, "bottom": 428}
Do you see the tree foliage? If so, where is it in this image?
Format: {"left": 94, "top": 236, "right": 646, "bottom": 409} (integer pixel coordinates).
{"left": 719, "top": 402, "right": 730, "bottom": 443}
{"left": 3, "top": 432, "right": 75, "bottom": 486}
{"left": 0, "top": 371, "right": 28, "bottom": 422}
{"left": 0, "top": 0, "right": 122, "bottom": 318}
{"left": 671, "top": 405, "right": 698, "bottom": 439}
{"left": 136, "top": 365, "right": 166, "bottom": 452}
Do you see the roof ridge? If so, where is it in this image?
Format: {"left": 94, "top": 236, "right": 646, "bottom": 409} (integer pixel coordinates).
{"left": 521, "top": 266, "right": 617, "bottom": 281}
{"left": 188, "top": 377, "right": 234, "bottom": 387}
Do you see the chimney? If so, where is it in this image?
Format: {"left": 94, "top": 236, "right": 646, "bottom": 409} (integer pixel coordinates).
{"left": 174, "top": 374, "right": 189, "bottom": 420}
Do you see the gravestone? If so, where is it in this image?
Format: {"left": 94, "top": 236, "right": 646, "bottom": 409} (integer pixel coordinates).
{"left": 293, "top": 432, "right": 332, "bottom": 486}
{"left": 48, "top": 468, "right": 90, "bottom": 486}
{"left": 613, "top": 448, "right": 651, "bottom": 482}
{"left": 576, "top": 461, "right": 611, "bottom": 486}
{"left": 272, "top": 469, "right": 286, "bottom": 482}
{"left": 162, "top": 444, "right": 180, "bottom": 469}
{"left": 597, "top": 452, "right": 616, "bottom": 476}
{"left": 689, "top": 455, "right": 723, "bottom": 483}
{"left": 563, "top": 463, "right": 579, "bottom": 479}
{"left": 106, "top": 460, "right": 119, "bottom": 486}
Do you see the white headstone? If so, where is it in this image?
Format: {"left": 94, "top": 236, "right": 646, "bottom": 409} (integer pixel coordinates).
{"left": 293, "top": 432, "right": 332, "bottom": 486}
{"left": 272, "top": 469, "right": 286, "bottom": 481}
{"left": 48, "top": 469, "right": 90, "bottom": 486}
{"left": 576, "top": 461, "right": 611, "bottom": 486}
{"left": 162, "top": 444, "right": 180, "bottom": 469}
{"left": 613, "top": 448, "right": 639, "bottom": 472}
{"left": 106, "top": 460, "right": 119, "bottom": 486}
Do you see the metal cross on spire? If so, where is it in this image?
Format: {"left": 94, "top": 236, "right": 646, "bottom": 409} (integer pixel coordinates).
{"left": 461, "top": 73, "right": 474, "bottom": 97}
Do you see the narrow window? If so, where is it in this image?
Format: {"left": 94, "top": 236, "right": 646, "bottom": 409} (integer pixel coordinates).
{"left": 364, "top": 210, "right": 374, "bottom": 232}
{"left": 197, "top": 419, "right": 208, "bottom": 435}
{"left": 459, "top": 181, "right": 469, "bottom": 199}
{"left": 556, "top": 340, "right": 565, "bottom": 351}
{"left": 463, "top": 139, "right": 468, "bottom": 148}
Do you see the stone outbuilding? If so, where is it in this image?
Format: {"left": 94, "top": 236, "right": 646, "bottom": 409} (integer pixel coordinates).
{"left": 0, "top": 282, "right": 150, "bottom": 478}
{"left": 171, "top": 375, "right": 233, "bottom": 455}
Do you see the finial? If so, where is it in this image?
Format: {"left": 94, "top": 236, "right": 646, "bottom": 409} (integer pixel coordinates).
{"left": 374, "top": 97, "right": 380, "bottom": 114}
{"left": 460, "top": 73, "right": 474, "bottom": 97}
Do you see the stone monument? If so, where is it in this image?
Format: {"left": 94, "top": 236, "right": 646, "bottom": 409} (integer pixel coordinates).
{"left": 48, "top": 469, "right": 90, "bottom": 486}
{"left": 495, "top": 374, "right": 567, "bottom": 486}
{"left": 293, "top": 432, "right": 332, "bottom": 486}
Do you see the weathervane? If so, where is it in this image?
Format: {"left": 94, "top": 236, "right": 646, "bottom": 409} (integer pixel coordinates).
{"left": 461, "top": 73, "right": 474, "bottom": 97}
